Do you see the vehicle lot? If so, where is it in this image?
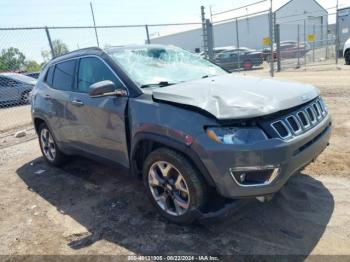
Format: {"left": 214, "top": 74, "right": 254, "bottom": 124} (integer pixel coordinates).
{"left": 0, "top": 67, "right": 350, "bottom": 256}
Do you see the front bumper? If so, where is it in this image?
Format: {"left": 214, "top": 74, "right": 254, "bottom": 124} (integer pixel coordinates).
{"left": 192, "top": 114, "right": 332, "bottom": 199}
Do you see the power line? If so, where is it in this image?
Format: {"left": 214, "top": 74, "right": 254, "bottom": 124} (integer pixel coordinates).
{"left": 212, "top": 0, "right": 268, "bottom": 16}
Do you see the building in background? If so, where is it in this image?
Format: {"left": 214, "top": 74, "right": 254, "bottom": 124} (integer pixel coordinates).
{"left": 151, "top": 0, "right": 328, "bottom": 52}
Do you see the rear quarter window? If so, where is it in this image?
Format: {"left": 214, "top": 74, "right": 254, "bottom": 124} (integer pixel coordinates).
{"left": 51, "top": 60, "right": 76, "bottom": 91}
{"left": 45, "top": 66, "right": 55, "bottom": 86}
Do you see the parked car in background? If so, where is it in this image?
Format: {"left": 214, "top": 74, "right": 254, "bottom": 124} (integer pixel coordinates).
{"left": 199, "top": 46, "right": 236, "bottom": 58}
{"left": 344, "top": 37, "right": 350, "bottom": 65}
{"left": 24, "top": 71, "right": 40, "bottom": 79}
{"left": 214, "top": 48, "right": 263, "bottom": 71}
{"left": 0, "top": 73, "right": 36, "bottom": 106}
{"left": 263, "top": 41, "right": 311, "bottom": 61}
{"left": 31, "top": 45, "right": 331, "bottom": 224}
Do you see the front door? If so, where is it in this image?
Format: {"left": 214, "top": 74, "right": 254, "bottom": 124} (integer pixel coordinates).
{"left": 67, "top": 56, "right": 130, "bottom": 167}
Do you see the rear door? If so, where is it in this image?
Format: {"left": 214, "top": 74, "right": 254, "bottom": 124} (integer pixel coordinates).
{"left": 42, "top": 60, "right": 77, "bottom": 144}
{"left": 67, "top": 56, "right": 130, "bottom": 167}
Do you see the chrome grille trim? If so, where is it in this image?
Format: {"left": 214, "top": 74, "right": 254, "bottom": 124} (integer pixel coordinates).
{"left": 271, "top": 98, "right": 328, "bottom": 139}
{"left": 271, "top": 120, "right": 292, "bottom": 139}
{"left": 286, "top": 115, "right": 302, "bottom": 134}
{"left": 306, "top": 107, "right": 317, "bottom": 124}
{"left": 297, "top": 111, "right": 311, "bottom": 128}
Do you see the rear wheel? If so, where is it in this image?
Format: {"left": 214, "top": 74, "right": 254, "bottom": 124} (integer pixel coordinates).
{"left": 243, "top": 60, "right": 253, "bottom": 70}
{"left": 143, "top": 148, "right": 207, "bottom": 224}
{"left": 38, "top": 123, "right": 66, "bottom": 166}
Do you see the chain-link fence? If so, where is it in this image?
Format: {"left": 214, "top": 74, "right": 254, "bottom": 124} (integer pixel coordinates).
{"left": 0, "top": 23, "right": 201, "bottom": 134}
{"left": 0, "top": 2, "right": 349, "bottom": 134}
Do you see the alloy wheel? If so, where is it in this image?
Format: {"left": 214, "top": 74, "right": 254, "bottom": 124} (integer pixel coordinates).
{"left": 40, "top": 128, "right": 56, "bottom": 162}
{"left": 148, "top": 161, "right": 190, "bottom": 216}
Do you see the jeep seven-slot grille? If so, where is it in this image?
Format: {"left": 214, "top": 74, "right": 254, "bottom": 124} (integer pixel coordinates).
{"left": 271, "top": 98, "right": 328, "bottom": 139}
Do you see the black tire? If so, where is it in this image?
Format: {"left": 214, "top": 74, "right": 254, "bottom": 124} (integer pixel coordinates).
{"left": 38, "top": 123, "right": 66, "bottom": 166}
{"left": 345, "top": 50, "right": 350, "bottom": 65}
{"left": 243, "top": 60, "right": 253, "bottom": 70}
{"left": 143, "top": 148, "right": 207, "bottom": 224}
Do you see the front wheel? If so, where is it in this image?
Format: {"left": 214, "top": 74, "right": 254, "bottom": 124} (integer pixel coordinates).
{"left": 143, "top": 148, "right": 207, "bottom": 224}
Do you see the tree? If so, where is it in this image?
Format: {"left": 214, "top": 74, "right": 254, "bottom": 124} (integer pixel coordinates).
{"left": 52, "top": 39, "right": 69, "bottom": 56}
{"left": 0, "top": 47, "right": 26, "bottom": 71}
{"left": 25, "top": 60, "right": 41, "bottom": 72}
{"left": 41, "top": 39, "right": 69, "bottom": 62}
{"left": 41, "top": 50, "right": 51, "bottom": 63}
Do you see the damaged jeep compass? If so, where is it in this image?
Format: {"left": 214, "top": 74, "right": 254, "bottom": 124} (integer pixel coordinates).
{"left": 31, "top": 45, "right": 331, "bottom": 224}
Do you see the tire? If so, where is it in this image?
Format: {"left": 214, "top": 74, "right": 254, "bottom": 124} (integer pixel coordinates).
{"left": 38, "top": 123, "right": 66, "bottom": 166}
{"left": 243, "top": 60, "right": 253, "bottom": 70}
{"left": 345, "top": 51, "right": 350, "bottom": 65}
{"left": 20, "top": 91, "right": 30, "bottom": 105}
{"left": 143, "top": 148, "right": 207, "bottom": 224}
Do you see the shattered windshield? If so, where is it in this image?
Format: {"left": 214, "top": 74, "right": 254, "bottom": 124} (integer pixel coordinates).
{"left": 108, "top": 46, "right": 227, "bottom": 88}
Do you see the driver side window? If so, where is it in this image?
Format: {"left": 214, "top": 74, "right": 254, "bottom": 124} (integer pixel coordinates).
{"left": 77, "top": 57, "right": 122, "bottom": 93}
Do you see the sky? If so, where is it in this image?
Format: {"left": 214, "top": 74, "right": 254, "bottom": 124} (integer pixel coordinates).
{"left": 0, "top": 0, "right": 349, "bottom": 62}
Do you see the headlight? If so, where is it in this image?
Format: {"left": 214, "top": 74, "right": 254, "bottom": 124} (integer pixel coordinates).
{"left": 206, "top": 127, "right": 267, "bottom": 145}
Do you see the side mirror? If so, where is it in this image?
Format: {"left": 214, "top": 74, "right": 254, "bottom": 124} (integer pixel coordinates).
{"left": 88, "top": 80, "right": 127, "bottom": 98}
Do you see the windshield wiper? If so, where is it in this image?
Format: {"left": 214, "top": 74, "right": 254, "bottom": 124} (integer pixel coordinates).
{"left": 140, "top": 81, "right": 176, "bottom": 88}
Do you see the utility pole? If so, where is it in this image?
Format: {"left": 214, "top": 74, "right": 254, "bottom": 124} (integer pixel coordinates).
{"left": 90, "top": 2, "right": 100, "bottom": 47}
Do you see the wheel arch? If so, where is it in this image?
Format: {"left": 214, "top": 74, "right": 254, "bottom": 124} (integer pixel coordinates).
{"left": 130, "top": 132, "right": 216, "bottom": 187}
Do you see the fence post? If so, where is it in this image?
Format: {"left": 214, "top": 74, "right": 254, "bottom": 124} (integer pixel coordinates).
{"left": 304, "top": 19, "right": 307, "bottom": 70}
{"left": 269, "top": 6, "right": 274, "bottom": 77}
{"left": 201, "top": 6, "right": 208, "bottom": 58}
{"left": 90, "top": 2, "right": 100, "bottom": 47}
{"left": 145, "top": 25, "right": 151, "bottom": 44}
{"left": 235, "top": 18, "right": 240, "bottom": 73}
{"left": 297, "top": 24, "right": 300, "bottom": 68}
{"left": 313, "top": 24, "right": 315, "bottom": 63}
{"left": 335, "top": 8, "right": 339, "bottom": 64}
{"left": 206, "top": 19, "right": 214, "bottom": 61}
{"left": 45, "top": 27, "right": 55, "bottom": 58}
{"left": 275, "top": 24, "right": 281, "bottom": 72}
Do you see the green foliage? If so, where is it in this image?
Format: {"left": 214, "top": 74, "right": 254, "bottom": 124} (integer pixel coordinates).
{"left": 25, "top": 60, "right": 41, "bottom": 72}
{"left": 52, "top": 39, "right": 69, "bottom": 56}
{"left": 41, "top": 39, "right": 69, "bottom": 62}
{"left": 0, "top": 47, "right": 26, "bottom": 71}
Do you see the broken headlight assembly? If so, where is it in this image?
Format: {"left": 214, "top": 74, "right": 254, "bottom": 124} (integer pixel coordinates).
{"left": 206, "top": 127, "right": 268, "bottom": 145}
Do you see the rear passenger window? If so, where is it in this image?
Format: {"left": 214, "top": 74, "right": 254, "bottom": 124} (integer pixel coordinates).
{"left": 52, "top": 60, "right": 76, "bottom": 91}
{"left": 45, "top": 66, "right": 55, "bottom": 86}
{"left": 77, "top": 57, "right": 122, "bottom": 93}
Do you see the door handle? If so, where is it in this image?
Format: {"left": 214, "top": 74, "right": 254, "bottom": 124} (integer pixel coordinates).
{"left": 71, "top": 99, "right": 84, "bottom": 106}
{"left": 44, "top": 94, "right": 51, "bottom": 100}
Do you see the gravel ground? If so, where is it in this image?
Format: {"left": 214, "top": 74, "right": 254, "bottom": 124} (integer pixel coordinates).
{"left": 0, "top": 68, "right": 349, "bottom": 258}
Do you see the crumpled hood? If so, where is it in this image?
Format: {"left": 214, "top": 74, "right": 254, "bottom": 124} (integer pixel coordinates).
{"left": 151, "top": 74, "right": 320, "bottom": 119}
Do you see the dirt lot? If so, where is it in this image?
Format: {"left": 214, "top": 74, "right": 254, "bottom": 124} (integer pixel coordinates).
{"left": 0, "top": 105, "right": 31, "bottom": 134}
{"left": 0, "top": 67, "right": 350, "bottom": 258}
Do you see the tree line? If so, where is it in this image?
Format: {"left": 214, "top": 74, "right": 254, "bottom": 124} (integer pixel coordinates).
{"left": 0, "top": 39, "right": 69, "bottom": 73}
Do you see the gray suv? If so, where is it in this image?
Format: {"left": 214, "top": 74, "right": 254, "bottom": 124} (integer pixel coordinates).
{"left": 31, "top": 45, "right": 331, "bottom": 224}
